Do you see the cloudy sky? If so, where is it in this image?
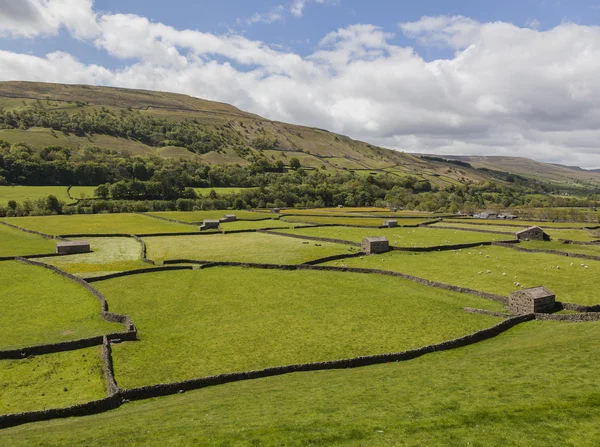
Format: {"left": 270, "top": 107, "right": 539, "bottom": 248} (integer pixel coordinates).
{"left": 1, "top": 1, "right": 600, "bottom": 167}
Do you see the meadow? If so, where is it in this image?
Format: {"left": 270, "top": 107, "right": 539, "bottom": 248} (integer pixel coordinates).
{"left": 0, "top": 213, "right": 193, "bottom": 236}
{"left": 0, "top": 186, "right": 71, "bottom": 205}
{"left": 3, "top": 322, "right": 600, "bottom": 446}
{"left": 96, "top": 267, "right": 503, "bottom": 388}
{"left": 444, "top": 218, "right": 596, "bottom": 228}
{"left": 0, "top": 224, "right": 56, "bottom": 257}
{"left": 328, "top": 245, "right": 600, "bottom": 305}
{"left": 144, "top": 232, "right": 356, "bottom": 264}
{"left": 0, "top": 261, "right": 120, "bottom": 349}
{"left": 0, "top": 347, "right": 106, "bottom": 415}
{"left": 147, "top": 210, "right": 276, "bottom": 222}
{"left": 273, "top": 226, "right": 511, "bottom": 247}
{"left": 41, "top": 237, "right": 148, "bottom": 277}
{"left": 279, "top": 215, "right": 434, "bottom": 226}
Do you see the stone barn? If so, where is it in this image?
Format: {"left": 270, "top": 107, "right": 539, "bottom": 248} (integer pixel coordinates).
{"left": 220, "top": 214, "right": 237, "bottom": 223}
{"left": 516, "top": 226, "right": 549, "bottom": 241}
{"left": 509, "top": 286, "right": 556, "bottom": 314}
{"left": 361, "top": 236, "right": 389, "bottom": 255}
{"left": 383, "top": 220, "right": 398, "bottom": 228}
{"left": 271, "top": 208, "right": 280, "bottom": 214}
{"left": 56, "top": 241, "right": 91, "bottom": 255}
{"left": 199, "top": 219, "right": 220, "bottom": 231}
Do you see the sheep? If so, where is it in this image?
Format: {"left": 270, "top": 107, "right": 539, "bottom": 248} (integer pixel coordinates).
{"left": 486, "top": 270, "right": 491, "bottom": 274}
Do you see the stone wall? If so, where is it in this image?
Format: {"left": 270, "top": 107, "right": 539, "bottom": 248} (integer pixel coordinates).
{"left": 0, "top": 220, "right": 58, "bottom": 240}
{"left": 492, "top": 241, "right": 600, "bottom": 262}
{"left": 429, "top": 225, "right": 515, "bottom": 236}
{"left": 86, "top": 266, "right": 194, "bottom": 283}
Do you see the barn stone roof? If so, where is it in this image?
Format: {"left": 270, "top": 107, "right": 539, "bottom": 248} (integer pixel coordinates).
{"left": 364, "top": 236, "right": 388, "bottom": 243}
{"left": 56, "top": 241, "right": 90, "bottom": 247}
{"left": 516, "top": 286, "right": 554, "bottom": 300}
{"left": 515, "top": 226, "right": 544, "bottom": 235}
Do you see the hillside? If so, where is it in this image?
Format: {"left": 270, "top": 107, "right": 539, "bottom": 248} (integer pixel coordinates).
{"left": 0, "top": 81, "right": 599, "bottom": 191}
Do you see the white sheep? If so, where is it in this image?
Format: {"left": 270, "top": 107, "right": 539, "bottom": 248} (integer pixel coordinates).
{"left": 487, "top": 270, "right": 491, "bottom": 273}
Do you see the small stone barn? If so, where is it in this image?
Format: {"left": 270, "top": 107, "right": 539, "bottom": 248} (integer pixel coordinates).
{"left": 509, "top": 286, "right": 556, "bottom": 314}
{"left": 56, "top": 240, "right": 91, "bottom": 255}
{"left": 220, "top": 214, "right": 237, "bottom": 223}
{"left": 199, "top": 219, "right": 220, "bottom": 231}
{"left": 383, "top": 219, "right": 398, "bottom": 228}
{"left": 362, "top": 236, "right": 389, "bottom": 255}
{"left": 516, "top": 226, "right": 550, "bottom": 241}
{"left": 271, "top": 208, "right": 280, "bottom": 214}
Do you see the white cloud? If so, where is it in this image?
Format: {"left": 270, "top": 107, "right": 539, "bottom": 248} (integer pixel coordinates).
{"left": 245, "top": 5, "right": 285, "bottom": 25}
{"left": 1, "top": 8, "right": 600, "bottom": 167}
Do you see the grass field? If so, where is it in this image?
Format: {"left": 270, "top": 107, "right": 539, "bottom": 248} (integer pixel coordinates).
{"left": 274, "top": 226, "right": 511, "bottom": 247}
{"left": 95, "top": 267, "right": 503, "bottom": 388}
{"left": 522, "top": 240, "right": 600, "bottom": 257}
{"left": 0, "top": 186, "right": 71, "bottom": 205}
{"left": 147, "top": 210, "right": 275, "bottom": 222}
{"left": 144, "top": 232, "right": 355, "bottom": 264}
{"left": 0, "top": 224, "right": 56, "bottom": 257}
{"left": 280, "top": 215, "right": 433, "bottom": 226}
{"left": 0, "top": 261, "right": 120, "bottom": 349}
{"left": 0, "top": 213, "right": 193, "bottom": 236}
{"left": 41, "top": 237, "right": 148, "bottom": 277}
{"left": 5, "top": 321, "right": 600, "bottom": 445}
{"left": 221, "top": 220, "right": 303, "bottom": 231}
{"left": 444, "top": 218, "right": 595, "bottom": 228}
{"left": 69, "top": 187, "right": 97, "bottom": 200}
{"left": 0, "top": 347, "right": 106, "bottom": 415}
{"left": 327, "top": 245, "right": 600, "bottom": 305}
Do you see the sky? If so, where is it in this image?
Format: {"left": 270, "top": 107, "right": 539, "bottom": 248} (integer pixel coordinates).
{"left": 1, "top": 1, "right": 600, "bottom": 167}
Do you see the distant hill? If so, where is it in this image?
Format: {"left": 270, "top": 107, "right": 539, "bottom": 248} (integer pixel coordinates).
{"left": 1, "top": 81, "right": 599, "bottom": 192}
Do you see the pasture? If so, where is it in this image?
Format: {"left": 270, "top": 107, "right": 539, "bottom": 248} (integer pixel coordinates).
{"left": 0, "top": 186, "right": 71, "bottom": 205}
{"left": 4, "top": 322, "right": 600, "bottom": 445}
{"left": 147, "top": 210, "right": 275, "bottom": 222}
{"left": 273, "top": 226, "right": 510, "bottom": 247}
{"left": 0, "top": 347, "right": 106, "bottom": 415}
{"left": 0, "top": 213, "right": 193, "bottom": 236}
{"left": 443, "top": 218, "right": 596, "bottom": 228}
{"left": 0, "top": 261, "right": 120, "bottom": 349}
{"left": 0, "top": 224, "right": 55, "bottom": 257}
{"left": 96, "top": 267, "right": 503, "bottom": 388}
{"left": 41, "top": 237, "right": 147, "bottom": 277}
{"left": 279, "top": 215, "right": 434, "bottom": 226}
{"left": 144, "top": 232, "right": 355, "bottom": 264}
{"left": 329, "top": 245, "right": 600, "bottom": 305}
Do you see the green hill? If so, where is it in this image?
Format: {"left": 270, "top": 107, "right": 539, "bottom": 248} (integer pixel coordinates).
{"left": 0, "top": 81, "right": 599, "bottom": 192}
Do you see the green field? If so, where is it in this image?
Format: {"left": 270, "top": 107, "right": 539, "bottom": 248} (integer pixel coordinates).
{"left": 274, "top": 226, "right": 511, "bottom": 247}
{"left": 41, "top": 237, "right": 148, "bottom": 277}
{"left": 0, "top": 186, "right": 71, "bottom": 205}
{"left": 69, "top": 187, "right": 98, "bottom": 200}
{"left": 433, "top": 221, "right": 598, "bottom": 241}
{"left": 145, "top": 232, "right": 355, "bottom": 264}
{"left": 0, "top": 261, "right": 120, "bottom": 349}
{"left": 147, "top": 210, "right": 275, "bottom": 222}
{"left": 444, "top": 218, "right": 595, "bottom": 228}
{"left": 327, "top": 246, "right": 600, "bottom": 305}
{"left": 96, "top": 267, "right": 502, "bottom": 388}
{"left": 0, "top": 347, "right": 106, "bottom": 415}
{"left": 280, "top": 215, "right": 433, "bottom": 226}
{"left": 521, "top": 240, "right": 600, "bottom": 257}
{"left": 0, "top": 224, "right": 56, "bottom": 257}
{"left": 221, "top": 219, "right": 303, "bottom": 231}
{"left": 5, "top": 321, "right": 600, "bottom": 445}
{"left": 0, "top": 213, "right": 193, "bottom": 236}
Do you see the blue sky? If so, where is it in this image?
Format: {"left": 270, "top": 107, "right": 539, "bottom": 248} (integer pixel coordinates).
{"left": 1, "top": 1, "right": 600, "bottom": 166}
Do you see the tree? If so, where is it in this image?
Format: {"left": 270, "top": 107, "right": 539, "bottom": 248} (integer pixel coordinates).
{"left": 95, "top": 184, "right": 110, "bottom": 199}
{"left": 289, "top": 157, "right": 301, "bottom": 170}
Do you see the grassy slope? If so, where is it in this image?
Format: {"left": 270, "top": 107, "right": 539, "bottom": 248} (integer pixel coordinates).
{"left": 4, "top": 321, "right": 600, "bottom": 446}
{"left": 328, "top": 245, "right": 600, "bottom": 305}
{"left": 145, "top": 232, "right": 356, "bottom": 263}
{"left": 41, "top": 237, "right": 148, "bottom": 277}
{"left": 0, "top": 261, "right": 120, "bottom": 349}
{"left": 0, "top": 213, "right": 193, "bottom": 236}
{"left": 0, "top": 224, "right": 55, "bottom": 257}
{"left": 274, "top": 226, "right": 510, "bottom": 247}
{"left": 95, "top": 267, "right": 503, "bottom": 388}
{"left": 0, "top": 347, "right": 106, "bottom": 415}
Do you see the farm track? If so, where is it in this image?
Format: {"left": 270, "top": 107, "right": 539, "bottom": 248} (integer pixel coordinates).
{"left": 3, "top": 214, "right": 600, "bottom": 430}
